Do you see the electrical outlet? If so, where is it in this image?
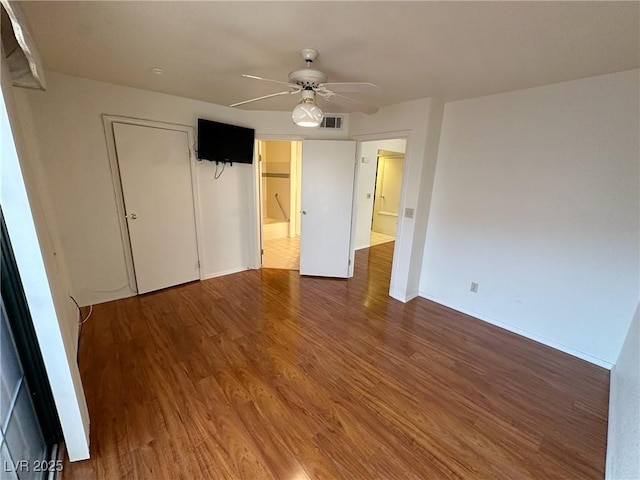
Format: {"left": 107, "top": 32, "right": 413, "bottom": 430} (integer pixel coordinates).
{"left": 470, "top": 282, "right": 479, "bottom": 293}
{"left": 404, "top": 208, "right": 415, "bottom": 219}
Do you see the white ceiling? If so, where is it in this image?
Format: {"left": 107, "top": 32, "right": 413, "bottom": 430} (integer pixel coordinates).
{"left": 18, "top": 1, "right": 640, "bottom": 113}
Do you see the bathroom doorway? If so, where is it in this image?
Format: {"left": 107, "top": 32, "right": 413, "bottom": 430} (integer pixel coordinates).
{"left": 259, "top": 140, "right": 302, "bottom": 270}
{"left": 371, "top": 149, "right": 405, "bottom": 245}
{"left": 353, "top": 139, "right": 406, "bottom": 251}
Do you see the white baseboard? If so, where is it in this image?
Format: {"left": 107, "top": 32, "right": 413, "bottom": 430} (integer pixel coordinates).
{"left": 79, "top": 288, "right": 134, "bottom": 307}
{"left": 203, "top": 267, "right": 249, "bottom": 280}
{"left": 418, "top": 291, "right": 613, "bottom": 370}
{"left": 82, "top": 267, "right": 252, "bottom": 304}
{"left": 390, "top": 290, "right": 419, "bottom": 303}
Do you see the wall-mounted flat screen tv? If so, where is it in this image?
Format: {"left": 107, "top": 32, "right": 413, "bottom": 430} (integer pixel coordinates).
{"left": 197, "top": 118, "right": 255, "bottom": 164}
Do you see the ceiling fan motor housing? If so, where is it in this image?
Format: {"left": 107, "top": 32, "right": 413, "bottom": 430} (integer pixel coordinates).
{"left": 288, "top": 68, "right": 328, "bottom": 89}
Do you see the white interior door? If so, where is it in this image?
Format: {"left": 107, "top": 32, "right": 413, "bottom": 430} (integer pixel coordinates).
{"left": 113, "top": 123, "right": 199, "bottom": 294}
{"left": 300, "top": 140, "right": 356, "bottom": 277}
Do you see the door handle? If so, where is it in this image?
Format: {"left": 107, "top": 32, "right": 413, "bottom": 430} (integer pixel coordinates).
{"left": 128, "top": 213, "right": 138, "bottom": 220}
{"left": 301, "top": 210, "right": 307, "bottom": 215}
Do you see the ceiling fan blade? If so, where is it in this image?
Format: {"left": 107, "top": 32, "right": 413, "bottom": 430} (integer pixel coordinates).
{"left": 230, "top": 90, "right": 297, "bottom": 108}
{"left": 318, "top": 82, "right": 381, "bottom": 94}
{"left": 241, "top": 74, "right": 300, "bottom": 89}
{"left": 322, "top": 93, "right": 379, "bottom": 114}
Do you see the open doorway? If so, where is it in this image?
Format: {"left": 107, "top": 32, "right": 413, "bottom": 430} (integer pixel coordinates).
{"left": 354, "top": 139, "right": 407, "bottom": 251}
{"left": 258, "top": 140, "right": 302, "bottom": 270}
{"left": 371, "top": 149, "right": 405, "bottom": 246}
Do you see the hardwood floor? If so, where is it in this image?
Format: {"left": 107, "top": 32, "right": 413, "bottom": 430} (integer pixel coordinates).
{"left": 65, "top": 243, "right": 609, "bottom": 479}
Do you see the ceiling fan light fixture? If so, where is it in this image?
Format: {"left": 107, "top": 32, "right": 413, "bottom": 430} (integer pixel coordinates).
{"left": 292, "top": 91, "right": 323, "bottom": 127}
{"left": 292, "top": 101, "right": 323, "bottom": 127}
{"left": 233, "top": 49, "right": 379, "bottom": 116}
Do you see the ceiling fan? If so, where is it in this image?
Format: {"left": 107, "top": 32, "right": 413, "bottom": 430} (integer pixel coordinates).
{"left": 230, "top": 48, "right": 380, "bottom": 127}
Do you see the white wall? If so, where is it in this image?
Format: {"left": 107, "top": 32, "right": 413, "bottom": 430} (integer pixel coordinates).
{"left": 21, "top": 72, "right": 348, "bottom": 306}
{"left": 420, "top": 70, "right": 640, "bottom": 366}
{"left": 606, "top": 304, "right": 640, "bottom": 479}
{"left": 1, "top": 58, "right": 89, "bottom": 459}
{"left": 354, "top": 138, "right": 406, "bottom": 250}
{"left": 350, "top": 98, "right": 444, "bottom": 302}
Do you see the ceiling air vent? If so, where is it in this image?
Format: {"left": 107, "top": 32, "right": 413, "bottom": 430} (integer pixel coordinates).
{"left": 319, "top": 115, "right": 343, "bottom": 130}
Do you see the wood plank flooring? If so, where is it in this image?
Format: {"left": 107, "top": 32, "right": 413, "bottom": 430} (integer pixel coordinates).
{"left": 64, "top": 243, "right": 610, "bottom": 479}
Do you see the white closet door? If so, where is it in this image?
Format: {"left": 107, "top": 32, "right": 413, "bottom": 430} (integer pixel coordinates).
{"left": 113, "top": 123, "right": 199, "bottom": 294}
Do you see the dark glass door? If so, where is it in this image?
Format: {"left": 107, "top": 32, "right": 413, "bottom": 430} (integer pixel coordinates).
{"left": 1, "top": 298, "right": 48, "bottom": 479}
{"left": 1, "top": 212, "right": 62, "bottom": 479}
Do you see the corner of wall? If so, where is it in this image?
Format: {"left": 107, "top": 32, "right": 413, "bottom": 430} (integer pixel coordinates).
{"left": 406, "top": 97, "right": 445, "bottom": 294}
{"left": 10, "top": 87, "right": 80, "bottom": 350}
{"left": 606, "top": 303, "right": 640, "bottom": 479}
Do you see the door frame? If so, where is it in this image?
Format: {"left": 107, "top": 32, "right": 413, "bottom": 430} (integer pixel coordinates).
{"left": 351, "top": 131, "right": 411, "bottom": 295}
{"left": 251, "top": 135, "right": 306, "bottom": 269}
{"left": 102, "top": 115, "right": 205, "bottom": 294}
{"left": 289, "top": 141, "right": 302, "bottom": 238}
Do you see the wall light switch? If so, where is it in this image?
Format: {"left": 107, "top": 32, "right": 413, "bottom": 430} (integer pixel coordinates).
{"left": 404, "top": 208, "right": 415, "bottom": 219}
